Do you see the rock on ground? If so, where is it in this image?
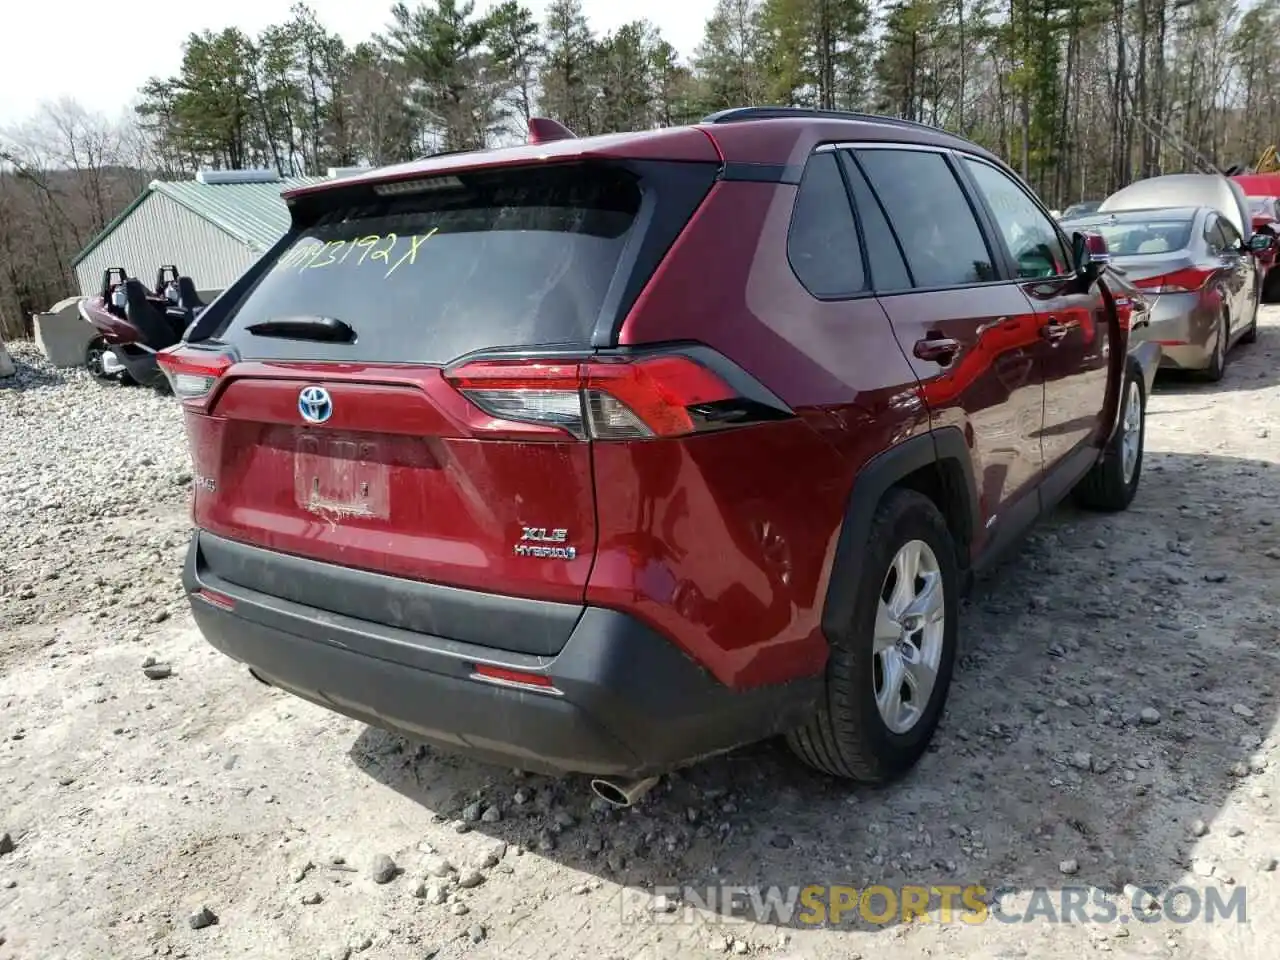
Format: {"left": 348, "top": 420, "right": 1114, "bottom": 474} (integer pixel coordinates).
{"left": 3, "top": 317, "right": 1280, "bottom": 959}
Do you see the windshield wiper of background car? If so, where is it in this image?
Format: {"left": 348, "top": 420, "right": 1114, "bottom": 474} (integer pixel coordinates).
{"left": 245, "top": 315, "right": 356, "bottom": 343}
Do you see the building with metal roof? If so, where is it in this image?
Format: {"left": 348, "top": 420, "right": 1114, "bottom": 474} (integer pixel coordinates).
{"left": 70, "top": 169, "right": 331, "bottom": 297}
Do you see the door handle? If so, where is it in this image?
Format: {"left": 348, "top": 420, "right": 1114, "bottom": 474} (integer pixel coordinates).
{"left": 1040, "top": 318, "right": 1069, "bottom": 343}
{"left": 914, "top": 336, "right": 960, "bottom": 364}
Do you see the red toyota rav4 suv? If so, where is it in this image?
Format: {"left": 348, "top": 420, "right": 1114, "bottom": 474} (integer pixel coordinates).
{"left": 163, "top": 107, "right": 1158, "bottom": 805}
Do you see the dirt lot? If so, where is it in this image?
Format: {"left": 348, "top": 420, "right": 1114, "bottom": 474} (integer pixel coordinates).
{"left": 1, "top": 315, "right": 1279, "bottom": 960}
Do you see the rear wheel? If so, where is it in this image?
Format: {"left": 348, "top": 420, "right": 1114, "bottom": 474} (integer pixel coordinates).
{"left": 1241, "top": 302, "right": 1260, "bottom": 344}
{"left": 788, "top": 489, "right": 959, "bottom": 783}
{"left": 1203, "top": 308, "right": 1228, "bottom": 382}
{"left": 1072, "top": 372, "right": 1145, "bottom": 512}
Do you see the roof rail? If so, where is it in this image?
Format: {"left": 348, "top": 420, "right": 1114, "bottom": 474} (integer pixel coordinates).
{"left": 414, "top": 141, "right": 532, "bottom": 161}
{"left": 416, "top": 147, "right": 479, "bottom": 161}
{"left": 701, "top": 106, "right": 945, "bottom": 136}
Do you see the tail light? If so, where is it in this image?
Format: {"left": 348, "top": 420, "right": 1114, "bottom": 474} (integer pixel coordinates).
{"left": 156, "top": 345, "right": 235, "bottom": 402}
{"left": 444, "top": 353, "right": 781, "bottom": 441}
{"left": 1133, "top": 267, "right": 1215, "bottom": 294}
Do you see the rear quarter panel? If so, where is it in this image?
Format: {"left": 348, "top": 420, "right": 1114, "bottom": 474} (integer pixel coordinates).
{"left": 608, "top": 179, "right": 929, "bottom": 689}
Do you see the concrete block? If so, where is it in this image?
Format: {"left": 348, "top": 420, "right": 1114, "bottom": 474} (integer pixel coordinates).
{"left": 34, "top": 297, "right": 96, "bottom": 368}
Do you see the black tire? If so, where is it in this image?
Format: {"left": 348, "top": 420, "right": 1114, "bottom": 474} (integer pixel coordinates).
{"left": 1241, "top": 306, "right": 1259, "bottom": 344}
{"left": 84, "top": 337, "right": 112, "bottom": 381}
{"left": 1203, "top": 308, "right": 1228, "bottom": 382}
{"left": 1072, "top": 372, "right": 1145, "bottom": 512}
{"left": 787, "top": 488, "right": 960, "bottom": 783}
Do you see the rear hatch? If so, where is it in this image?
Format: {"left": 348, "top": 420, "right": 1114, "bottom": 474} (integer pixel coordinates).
{"left": 173, "top": 155, "right": 721, "bottom": 643}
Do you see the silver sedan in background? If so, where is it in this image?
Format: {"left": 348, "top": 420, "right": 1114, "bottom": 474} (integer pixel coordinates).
{"left": 1059, "top": 206, "right": 1270, "bottom": 381}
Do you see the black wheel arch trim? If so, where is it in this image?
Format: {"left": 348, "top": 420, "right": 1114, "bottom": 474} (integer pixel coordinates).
{"left": 1129, "top": 341, "right": 1159, "bottom": 400}
{"left": 820, "top": 427, "right": 979, "bottom": 650}
{"left": 1105, "top": 342, "right": 1158, "bottom": 446}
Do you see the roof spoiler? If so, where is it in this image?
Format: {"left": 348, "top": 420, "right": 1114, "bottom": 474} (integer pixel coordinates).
{"left": 528, "top": 117, "right": 577, "bottom": 144}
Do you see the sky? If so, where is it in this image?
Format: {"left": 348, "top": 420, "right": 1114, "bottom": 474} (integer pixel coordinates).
{"left": 0, "top": 0, "right": 716, "bottom": 127}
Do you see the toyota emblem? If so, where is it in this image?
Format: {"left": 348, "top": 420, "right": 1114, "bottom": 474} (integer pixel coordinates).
{"left": 298, "top": 385, "right": 333, "bottom": 424}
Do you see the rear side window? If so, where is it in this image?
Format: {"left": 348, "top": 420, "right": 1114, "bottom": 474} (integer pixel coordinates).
{"left": 1204, "top": 215, "right": 1225, "bottom": 254}
{"left": 854, "top": 149, "right": 997, "bottom": 288}
{"left": 216, "top": 164, "right": 642, "bottom": 363}
{"left": 787, "top": 152, "right": 866, "bottom": 297}
{"left": 1217, "top": 216, "right": 1243, "bottom": 251}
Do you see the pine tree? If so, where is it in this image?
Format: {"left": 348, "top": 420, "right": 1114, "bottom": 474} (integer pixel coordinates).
{"left": 593, "top": 22, "right": 659, "bottom": 133}
{"left": 487, "top": 1, "right": 544, "bottom": 131}
{"left": 540, "top": 0, "right": 598, "bottom": 134}
{"left": 382, "top": 0, "right": 497, "bottom": 152}
{"left": 693, "top": 0, "right": 767, "bottom": 113}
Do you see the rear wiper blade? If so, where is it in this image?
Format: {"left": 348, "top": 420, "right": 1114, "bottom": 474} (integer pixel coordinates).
{"left": 246, "top": 315, "right": 355, "bottom": 343}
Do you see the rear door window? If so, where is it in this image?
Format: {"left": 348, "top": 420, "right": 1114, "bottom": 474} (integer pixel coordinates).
{"left": 854, "top": 148, "right": 997, "bottom": 288}
{"left": 215, "top": 164, "right": 643, "bottom": 364}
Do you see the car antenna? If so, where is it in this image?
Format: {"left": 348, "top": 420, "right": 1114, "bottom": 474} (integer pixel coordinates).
{"left": 528, "top": 117, "right": 577, "bottom": 144}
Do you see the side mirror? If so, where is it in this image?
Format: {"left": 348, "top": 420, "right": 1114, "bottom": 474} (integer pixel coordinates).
{"left": 1248, "top": 233, "right": 1276, "bottom": 253}
{"left": 1072, "top": 231, "right": 1110, "bottom": 287}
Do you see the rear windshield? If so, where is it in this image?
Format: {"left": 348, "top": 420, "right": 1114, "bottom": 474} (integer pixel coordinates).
{"left": 215, "top": 164, "right": 642, "bottom": 363}
{"left": 1077, "top": 216, "right": 1194, "bottom": 256}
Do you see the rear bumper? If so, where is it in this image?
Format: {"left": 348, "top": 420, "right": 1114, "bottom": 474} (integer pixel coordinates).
{"left": 1130, "top": 293, "right": 1213, "bottom": 369}
{"left": 183, "top": 531, "right": 821, "bottom": 777}
{"left": 1156, "top": 344, "right": 1211, "bottom": 370}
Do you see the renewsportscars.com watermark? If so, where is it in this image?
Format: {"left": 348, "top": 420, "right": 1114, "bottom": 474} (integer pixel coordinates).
{"left": 620, "top": 883, "right": 1247, "bottom": 927}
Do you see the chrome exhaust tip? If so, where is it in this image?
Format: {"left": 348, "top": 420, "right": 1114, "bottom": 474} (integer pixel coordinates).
{"left": 589, "top": 775, "right": 659, "bottom": 809}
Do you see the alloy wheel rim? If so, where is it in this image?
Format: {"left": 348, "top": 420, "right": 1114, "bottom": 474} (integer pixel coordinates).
{"left": 873, "top": 539, "right": 946, "bottom": 734}
{"left": 1121, "top": 381, "right": 1142, "bottom": 485}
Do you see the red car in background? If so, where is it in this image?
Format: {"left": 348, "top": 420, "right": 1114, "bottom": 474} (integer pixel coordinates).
{"left": 1230, "top": 173, "right": 1280, "bottom": 299}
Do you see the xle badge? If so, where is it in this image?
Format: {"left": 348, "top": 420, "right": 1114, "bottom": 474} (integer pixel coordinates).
{"left": 514, "top": 527, "right": 576, "bottom": 560}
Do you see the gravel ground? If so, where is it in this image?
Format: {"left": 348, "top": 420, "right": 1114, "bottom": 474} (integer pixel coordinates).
{"left": 1, "top": 320, "right": 1279, "bottom": 960}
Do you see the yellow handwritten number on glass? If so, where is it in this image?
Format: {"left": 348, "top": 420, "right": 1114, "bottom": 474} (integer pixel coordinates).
{"left": 355, "top": 235, "right": 381, "bottom": 265}
{"left": 307, "top": 240, "right": 347, "bottom": 270}
{"left": 278, "top": 231, "right": 440, "bottom": 275}
{"left": 385, "top": 229, "right": 439, "bottom": 278}
{"left": 293, "top": 242, "right": 326, "bottom": 272}
{"left": 369, "top": 234, "right": 399, "bottom": 268}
